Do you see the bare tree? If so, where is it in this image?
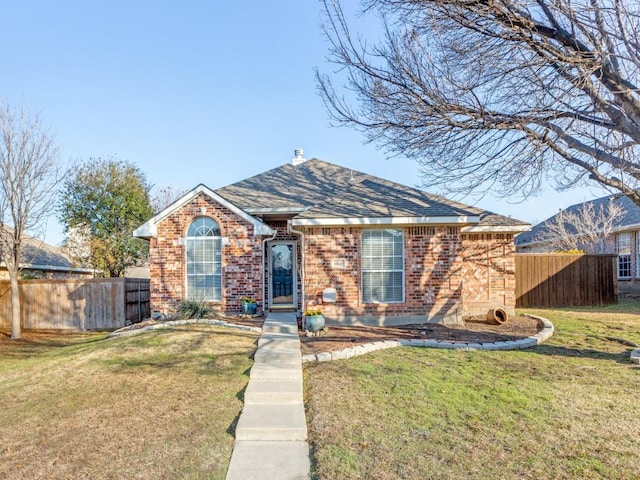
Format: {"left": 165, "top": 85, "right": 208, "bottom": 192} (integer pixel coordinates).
{"left": 318, "top": 1, "right": 640, "bottom": 205}
{"left": 0, "top": 104, "right": 61, "bottom": 339}
{"left": 537, "top": 198, "right": 624, "bottom": 253}
{"left": 150, "top": 185, "right": 187, "bottom": 213}
{"left": 60, "top": 225, "right": 93, "bottom": 269}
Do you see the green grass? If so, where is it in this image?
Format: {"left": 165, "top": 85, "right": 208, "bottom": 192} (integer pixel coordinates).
{"left": 304, "top": 300, "right": 640, "bottom": 480}
{"left": 0, "top": 325, "right": 258, "bottom": 480}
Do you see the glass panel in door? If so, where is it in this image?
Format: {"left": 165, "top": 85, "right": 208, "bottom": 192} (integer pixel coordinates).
{"left": 271, "top": 243, "right": 294, "bottom": 306}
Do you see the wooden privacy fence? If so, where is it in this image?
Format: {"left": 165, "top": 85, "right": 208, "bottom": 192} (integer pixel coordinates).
{"left": 0, "top": 278, "right": 150, "bottom": 331}
{"left": 516, "top": 254, "right": 617, "bottom": 307}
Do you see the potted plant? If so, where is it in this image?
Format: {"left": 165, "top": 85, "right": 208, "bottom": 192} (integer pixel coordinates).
{"left": 241, "top": 296, "right": 258, "bottom": 315}
{"left": 303, "top": 308, "right": 325, "bottom": 332}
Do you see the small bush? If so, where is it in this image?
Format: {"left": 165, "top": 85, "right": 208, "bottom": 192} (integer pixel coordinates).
{"left": 175, "top": 299, "right": 215, "bottom": 319}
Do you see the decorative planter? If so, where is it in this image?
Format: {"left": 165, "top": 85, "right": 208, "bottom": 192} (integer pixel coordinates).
{"left": 486, "top": 308, "right": 508, "bottom": 325}
{"left": 304, "top": 314, "right": 325, "bottom": 332}
{"left": 242, "top": 302, "right": 258, "bottom": 315}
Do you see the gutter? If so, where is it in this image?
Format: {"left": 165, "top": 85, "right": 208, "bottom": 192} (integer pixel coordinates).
{"left": 287, "top": 220, "right": 305, "bottom": 316}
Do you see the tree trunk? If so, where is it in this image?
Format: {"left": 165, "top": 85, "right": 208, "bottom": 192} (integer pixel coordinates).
{"left": 9, "top": 269, "right": 21, "bottom": 339}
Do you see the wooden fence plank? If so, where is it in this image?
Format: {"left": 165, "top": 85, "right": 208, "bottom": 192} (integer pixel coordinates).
{"left": 0, "top": 278, "right": 150, "bottom": 331}
{"left": 516, "top": 254, "right": 617, "bottom": 307}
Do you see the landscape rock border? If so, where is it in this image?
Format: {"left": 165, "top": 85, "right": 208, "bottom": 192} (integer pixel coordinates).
{"left": 301, "top": 314, "right": 555, "bottom": 363}
{"left": 107, "top": 315, "right": 640, "bottom": 364}
{"left": 108, "top": 318, "right": 262, "bottom": 338}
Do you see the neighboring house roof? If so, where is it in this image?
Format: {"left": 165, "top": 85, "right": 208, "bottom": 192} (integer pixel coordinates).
{"left": 516, "top": 193, "right": 640, "bottom": 247}
{"left": 135, "top": 158, "right": 529, "bottom": 237}
{"left": 0, "top": 231, "right": 93, "bottom": 274}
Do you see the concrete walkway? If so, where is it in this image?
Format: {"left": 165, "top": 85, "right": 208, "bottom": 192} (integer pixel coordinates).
{"left": 226, "top": 312, "right": 311, "bottom": 480}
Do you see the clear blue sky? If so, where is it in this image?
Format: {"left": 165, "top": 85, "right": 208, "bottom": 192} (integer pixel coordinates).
{"left": 1, "top": 1, "right": 608, "bottom": 245}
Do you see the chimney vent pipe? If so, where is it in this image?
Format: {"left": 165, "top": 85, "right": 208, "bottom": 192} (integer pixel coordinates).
{"left": 292, "top": 148, "right": 306, "bottom": 165}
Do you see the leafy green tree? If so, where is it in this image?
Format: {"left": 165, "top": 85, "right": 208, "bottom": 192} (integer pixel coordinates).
{"left": 58, "top": 157, "right": 153, "bottom": 277}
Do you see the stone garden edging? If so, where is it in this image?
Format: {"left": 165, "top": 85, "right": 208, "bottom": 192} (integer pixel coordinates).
{"left": 108, "top": 318, "right": 262, "bottom": 338}
{"left": 301, "top": 314, "right": 554, "bottom": 363}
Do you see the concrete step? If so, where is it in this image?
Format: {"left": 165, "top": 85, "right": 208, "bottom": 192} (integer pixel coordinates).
{"left": 243, "top": 378, "right": 303, "bottom": 405}
{"left": 258, "top": 334, "right": 301, "bottom": 350}
{"left": 249, "top": 362, "right": 303, "bottom": 381}
{"left": 235, "top": 402, "right": 308, "bottom": 441}
{"left": 253, "top": 349, "right": 301, "bottom": 366}
{"left": 226, "top": 440, "right": 311, "bottom": 480}
{"left": 261, "top": 323, "right": 299, "bottom": 335}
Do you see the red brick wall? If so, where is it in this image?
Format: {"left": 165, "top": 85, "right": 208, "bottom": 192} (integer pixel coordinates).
{"left": 304, "top": 227, "right": 516, "bottom": 322}
{"left": 149, "top": 193, "right": 262, "bottom": 315}
{"left": 304, "top": 226, "right": 466, "bottom": 322}
{"left": 460, "top": 233, "right": 516, "bottom": 316}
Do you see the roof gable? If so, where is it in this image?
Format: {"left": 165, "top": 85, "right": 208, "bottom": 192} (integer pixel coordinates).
{"left": 133, "top": 184, "right": 275, "bottom": 239}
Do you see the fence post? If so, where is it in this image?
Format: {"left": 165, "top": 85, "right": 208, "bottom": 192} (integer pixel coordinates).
{"left": 138, "top": 281, "right": 141, "bottom": 323}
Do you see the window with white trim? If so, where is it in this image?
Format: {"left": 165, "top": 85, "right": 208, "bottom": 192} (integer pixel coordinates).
{"left": 637, "top": 231, "right": 640, "bottom": 278}
{"left": 362, "top": 229, "right": 404, "bottom": 303}
{"left": 186, "top": 217, "right": 222, "bottom": 301}
{"left": 617, "top": 232, "right": 632, "bottom": 279}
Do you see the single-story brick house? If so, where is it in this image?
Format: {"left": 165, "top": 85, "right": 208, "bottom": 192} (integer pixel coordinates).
{"left": 134, "top": 153, "right": 530, "bottom": 325}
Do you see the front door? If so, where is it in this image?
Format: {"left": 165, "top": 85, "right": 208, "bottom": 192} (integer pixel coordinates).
{"left": 268, "top": 241, "right": 296, "bottom": 308}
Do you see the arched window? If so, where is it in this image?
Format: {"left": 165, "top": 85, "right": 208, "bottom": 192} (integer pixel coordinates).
{"left": 186, "top": 217, "right": 222, "bottom": 301}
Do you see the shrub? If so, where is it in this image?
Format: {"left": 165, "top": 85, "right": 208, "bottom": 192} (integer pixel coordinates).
{"left": 175, "top": 299, "right": 215, "bottom": 320}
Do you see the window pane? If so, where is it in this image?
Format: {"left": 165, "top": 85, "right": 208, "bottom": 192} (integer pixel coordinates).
{"left": 187, "top": 217, "right": 221, "bottom": 237}
{"left": 362, "top": 229, "right": 404, "bottom": 303}
{"left": 617, "top": 233, "right": 631, "bottom": 254}
{"left": 186, "top": 218, "right": 222, "bottom": 300}
{"left": 619, "top": 254, "right": 632, "bottom": 278}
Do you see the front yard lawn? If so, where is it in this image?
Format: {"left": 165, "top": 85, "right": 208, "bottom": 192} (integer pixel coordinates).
{"left": 0, "top": 325, "right": 257, "bottom": 480}
{"left": 304, "top": 300, "right": 640, "bottom": 480}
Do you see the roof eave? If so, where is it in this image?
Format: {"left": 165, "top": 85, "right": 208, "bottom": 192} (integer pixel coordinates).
{"left": 290, "top": 215, "right": 481, "bottom": 227}
{"left": 461, "top": 224, "right": 531, "bottom": 234}
{"left": 0, "top": 262, "right": 96, "bottom": 273}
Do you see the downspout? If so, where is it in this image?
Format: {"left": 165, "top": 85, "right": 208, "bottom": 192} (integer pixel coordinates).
{"left": 262, "top": 229, "right": 278, "bottom": 315}
{"left": 287, "top": 220, "right": 305, "bottom": 316}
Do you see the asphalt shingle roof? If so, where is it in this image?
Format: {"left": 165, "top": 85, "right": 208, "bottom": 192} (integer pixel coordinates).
{"left": 0, "top": 227, "right": 77, "bottom": 269}
{"left": 216, "top": 159, "right": 528, "bottom": 228}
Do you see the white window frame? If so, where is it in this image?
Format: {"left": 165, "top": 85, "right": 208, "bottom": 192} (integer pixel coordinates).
{"left": 361, "top": 229, "right": 405, "bottom": 303}
{"left": 617, "top": 232, "right": 632, "bottom": 279}
{"left": 185, "top": 217, "right": 222, "bottom": 301}
{"left": 636, "top": 231, "right": 640, "bottom": 278}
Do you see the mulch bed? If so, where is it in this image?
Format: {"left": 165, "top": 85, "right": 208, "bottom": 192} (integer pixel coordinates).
{"left": 3, "top": 315, "right": 543, "bottom": 356}
{"left": 299, "top": 315, "right": 543, "bottom": 355}
{"left": 112, "top": 315, "right": 265, "bottom": 334}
